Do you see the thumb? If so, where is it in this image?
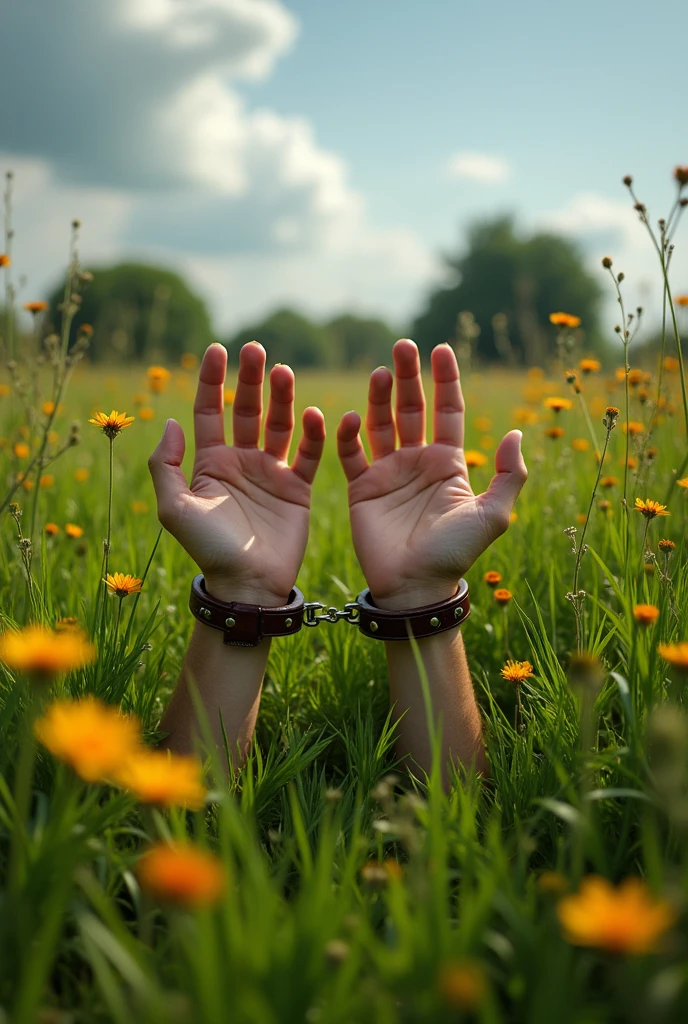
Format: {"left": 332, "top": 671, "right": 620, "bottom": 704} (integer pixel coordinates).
{"left": 478, "top": 429, "right": 528, "bottom": 537}
{"left": 147, "top": 419, "right": 189, "bottom": 526}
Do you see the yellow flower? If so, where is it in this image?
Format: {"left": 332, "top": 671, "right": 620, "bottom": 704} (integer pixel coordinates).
{"left": 494, "top": 588, "right": 512, "bottom": 605}
{"left": 674, "top": 295, "right": 688, "bottom": 308}
{"left": 544, "top": 396, "right": 573, "bottom": 413}
{"left": 39, "top": 474, "right": 55, "bottom": 488}
{"left": 633, "top": 604, "right": 659, "bottom": 626}
{"left": 0, "top": 254, "right": 10, "bottom": 267}
{"left": 464, "top": 450, "right": 488, "bottom": 468}
{"left": 138, "top": 406, "right": 155, "bottom": 421}
{"left": 103, "top": 573, "right": 143, "bottom": 598}
{"left": 572, "top": 438, "right": 590, "bottom": 451}
{"left": 0, "top": 384, "right": 10, "bottom": 397}
{"left": 545, "top": 426, "right": 565, "bottom": 439}
{"left": 513, "top": 407, "right": 539, "bottom": 425}
{"left": 41, "top": 401, "right": 58, "bottom": 416}
{"left": 131, "top": 500, "right": 149, "bottom": 515}
{"left": 658, "top": 643, "right": 688, "bottom": 672}
{"left": 549, "top": 312, "right": 581, "bottom": 328}
{"left": 438, "top": 960, "right": 487, "bottom": 1010}
{"left": 65, "top": 523, "right": 84, "bottom": 538}
{"left": 0, "top": 624, "right": 95, "bottom": 677}
{"left": 664, "top": 356, "right": 680, "bottom": 372}
{"left": 479, "top": 435, "right": 494, "bottom": 449}
{"left": 74, "top": 468, "right": 89, "bottom": 482}
{"left": 23, "top": 300, "right": 48, "bottom": 314}
{"left": 623, "top": 421, "right": 645, "bottom": 436}
{"left": 88, "top": 410, "right": 135, "bottom": 439}
{"left": 147, "top": 366, "right": 172, "bottom": 394}
{"left": 35, "top": 697, "right": 141, "bottom": 783}
{"left": 634, "top": 498, "right": 670, "bottom": 520}
{"left": 483, "top": 571, "right": 502, "bottom": 587}
{"left": 47, "top": 430, "right": 59, "bottom": 444}
{"left": 500, "top": 660, "right": 534, "bottom": 684}
{"left": 224, "top": 388, "right": 236, "bottom": 405}
{"left": 600, "top": 476, "right": 618, "bottom": 489}
{"left": 627, "top": 368, "right": 644, "bottom": 386}
{"left": 676, "top": 478, "right": 688, "bottom": 489}
{"left": 474, "top": 416, "right": 492, "bottom": 431}
{"left": 13, "top": 442, "right": 30, "bottom": 458}
{"left": 579, "top": 358, "right": 601, "bottom": 373}
{"left": 45, "top": 522, "right": 60, "bottom": 535}
{"left": 136, "top": 843, "right": 225, "bottom": 908}
{"left": 115, "top": 750, "right": 206, "bottom": 809}
{"left": 557, "top": 876, "right": 674, "bottom": 954}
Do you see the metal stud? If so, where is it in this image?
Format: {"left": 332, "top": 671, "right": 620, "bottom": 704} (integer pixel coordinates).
{"left": 200, "top": 607, "right": 211, "bottom": 620}
{"left": 285, "top": 617, "right": 293, "bottom": 628}
{"left": 370, "top": 621, "right": 379, "bottom": 633}
{"left": 454, "top": 606, "right": 463, "bottom": 619}
{"left": 430, "top": 616, "right": 440, "bottom": 628}
{"left": 225, "top": 616, "right": 236, "bottom": 628}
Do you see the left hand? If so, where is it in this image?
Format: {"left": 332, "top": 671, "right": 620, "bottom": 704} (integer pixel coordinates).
{"left": 336, "top": 339, "right": 527, "bottom": 610}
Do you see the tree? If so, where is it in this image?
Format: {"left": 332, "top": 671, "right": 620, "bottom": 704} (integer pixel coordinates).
{"left": 47, "top": 263, "right": 214, "bottom": 362}
{"left": 411, "top": 217, "right": 603, "bottom": 366}
{"left": 229, "top": 308, "right": 333, "bottom": 368}
{"left": 326, "top": 314, "right": 398, "bottom": 368}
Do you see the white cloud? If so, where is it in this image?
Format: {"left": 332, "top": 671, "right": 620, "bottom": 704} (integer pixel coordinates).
{"left": 447, "top": 152, "right": 510, "bottom": 184}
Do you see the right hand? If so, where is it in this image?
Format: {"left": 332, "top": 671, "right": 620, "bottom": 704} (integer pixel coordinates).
{"left": 148, "top": 342, "right": 325, "bottom": 607}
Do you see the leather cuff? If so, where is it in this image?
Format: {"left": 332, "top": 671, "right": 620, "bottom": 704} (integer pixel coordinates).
{"left": 189, "top": 575, "right": 305, "bottom": 647}
{"left": 356, "top": 580, "right": 470, "bottom": 641}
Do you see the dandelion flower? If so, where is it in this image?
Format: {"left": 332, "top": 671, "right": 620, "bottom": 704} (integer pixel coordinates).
{"left": 676, "top": 478, "right": 688, "bottom": 489}
{"left": 0, "top": 624, "right": 95, "bottom": 677}
{"left": 115, "top": 750, "right": 206, "bottom": 809}
{"left": 658, "top": 643, "right": 688, "bottom": 672}
{"left": 35, "top": 696, "right": 141, "bottom": 783}
{"left": 13, "top": 442, "right": 30, "bottom": 459}
{"left": 557, "top": 876, "right": 674, "bottom": 954}
{"left": 464, "top": 450, "right": 488, "bottom": 468}
{"left": 88, "top": 410, "right": 135, "bottom": 439}
{"left": 23, "top": 300, "right": 48, "bottom": 314}
{"left": 633, "top": 604, "right": 659, "bottom": 626}
{"left": 104, "top": 573, "right": 143, "bottom": 598}
{"left": 544, "top": 396, "right": 573, "bottom": 413}
{"left": 500, "top": 660, "right": 534, "bottom": 684}
{"left": 483, "top": 571, "right": 502, "bottom": 587}
{"left": 438, "top": 960, "right": 487, "bottom": 1010}
{"left": 545, "top": 426, "right": 565, "bottom": 439}
{"left": 634, "top": 498, "right": 670, "bottom": 520}
{"left": 65, "top": 523, "right": 84, "bottom": 538}
{"left": 494, "top": 588, "right": 512, "bottom": 605}
{"left": 136, "top": 843, "right": 225, "bottom": 909}
{"left": 579, "top": 358, "right": 601, "bottom": 374}
{"left": 549, "top": 312, "right": 581, "bottom": 329}
{"left": 45, "top": 522, "right": 60, "bottom": 536}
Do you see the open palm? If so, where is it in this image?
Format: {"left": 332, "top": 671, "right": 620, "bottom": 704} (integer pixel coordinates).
{"left": 337, "top": 341, "right": 527, "bottom": 609}
{"left": 148, "top": 343, "right": 325, "bottom": 607}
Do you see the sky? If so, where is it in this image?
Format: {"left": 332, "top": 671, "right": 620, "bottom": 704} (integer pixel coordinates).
{"left": 0, "top": 0, "right": 686, "bottom": 339}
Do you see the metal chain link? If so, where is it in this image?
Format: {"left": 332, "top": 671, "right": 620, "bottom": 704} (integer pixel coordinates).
{"left": 303, "top": 601, "right": 360, "bottom": 627}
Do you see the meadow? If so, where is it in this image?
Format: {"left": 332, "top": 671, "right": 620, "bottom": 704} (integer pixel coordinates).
{"left": 2, "top": 187, "right": 688, "bottom": 1023}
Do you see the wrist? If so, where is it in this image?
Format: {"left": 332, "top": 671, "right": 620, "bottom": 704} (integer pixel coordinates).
{"left": 202, "top": 574, "right": 292, "bottom": 608}
{"left": 371, "top": 581, "right": 460, "bottom": 612}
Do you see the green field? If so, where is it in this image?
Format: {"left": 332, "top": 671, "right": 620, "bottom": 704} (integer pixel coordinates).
{"left": 2, "top": 342, "right": 688, "bottom": 1023}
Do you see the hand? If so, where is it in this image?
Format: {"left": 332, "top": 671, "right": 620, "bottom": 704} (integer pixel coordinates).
{"left": 336, "top": 340, "right": 527, "bottom": 610}
{"left": 148, "top": 342, "right": 325, "bottom": 607}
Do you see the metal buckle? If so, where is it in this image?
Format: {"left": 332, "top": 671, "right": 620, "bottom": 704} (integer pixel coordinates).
{"left": 303, "top": 601, "right": 360, "bottom": 627}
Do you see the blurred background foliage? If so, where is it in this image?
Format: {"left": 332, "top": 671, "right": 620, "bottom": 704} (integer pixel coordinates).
{"left": 44, "top": 217, "right": 607, "bottom": 368}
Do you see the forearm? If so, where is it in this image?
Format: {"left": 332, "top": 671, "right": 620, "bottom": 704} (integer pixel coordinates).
{"left": 385, "top": 628, "right": 486, "bottom": 784}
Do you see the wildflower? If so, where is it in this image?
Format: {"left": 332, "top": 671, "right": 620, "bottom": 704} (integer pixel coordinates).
{"left": 674, "top": 166, "right": 688, "bottom": 186}
{"left": 545, "top": 426, "right": 565, "bottom": 439}
{"left": 47, "top": 430, "right": 59, "bottom": 444}
{"left": 115, "top": 750, "right": 206, "bottom": 809}
{"left": 138, "top": 406, "right": 155, "bottom": 421}
{"left": 103, "top": 573, "right": 143, "bottom": 598}
{"left": 625, "top": 456, "right": 638, "bottom": 470}
{"left": 131, "top": 500, "right": 149, "bottom": 515}
{"left": 676, "top": 478, "right": 688, "bottom": 489}
{"left": 600, "top": 476, "right": 618, "bottom": 489}
{"left": 601, "top": 256, "right": 613, "bottom": 268}
{"left": 576, "top": 513, "right": 587, "bottom": 524}
{"left": 634, "top": 498, "right": 670, "bottom": 520}
{"left": 39, "top": 474, "right": 54, "bottom": 488}
{"left": 224, "top": 388, "right": 236, "bottom": 405}
{"left": 538, "top": 871, "right": 569, "bottom": 895}
{"left": 494, "top": 588, "right": 512, "bottom": 605}
{"left": 137, "top": 843, "right": 225, "bottom": 908}
{"left": 45, "top": 522, "right": 60, "bottom": 536}
{"left": 664, "top": 356, "right": 680, "bottom": 371}
{"left": 627, "top": 368, "right": 644, "bottom": 386}
{"left": 549, "top": 312, "right": 581, "bottom": 328}
{"left": 572, "top": 438, "right": 590, "bottom": 452}
{"left": 55, "top": 616, "right": 80, "bottom": 632}
{"left": 579, "top": 358, "right": 601, "bottom": 374}
{"left": 544, "top": 396, "right": 573, "bottom": 413}
{"left": 35, "top": 697, "right": 141, "bottom": 783}
{"left": 513, "top": 407, "right": 539, "bottom": 425}
{"left": 483, "top": 571, "right": 502, "bottom": 587}
{"left": 20, "top": 478, "right": 33, "bottom": 492}
{"left": 557, "top": 876, "right": 674, "bottom": 954}
{"left": 13, "top": 442, "right": 30, "bottom": 458}
{"left": 501, "top": 660, "right": 534, "bottom": 684}
{"left": 474, "top": 416, "right": 492, "bottom": 431}
{"left": 633, "top": 605, "right": 659, "bottom": 627}
{"left": 41, "top": 401, "right": 57, "bottom": 416}
{"left": 658, "top": 643, "right": 688, "bottom": 672}
{"left": 0, "top": 624, "right": 95, "bottom": 677}
{"left": 658, "top": 539, "right": 675, "bottom": 553}
{"left": 65, "top": 523, "right": 84, "bottom": 538}
{"left": 624, "top": 421, "right": 645, "bottom": 436}
{"left": 438, "top": 960, "right": 487, "bottom": 1010}
{"left": 180, "top": 353, "right": 198, "bottom": 371}
{"left": 509, "top": 511, "right": 517, "bottom": 524}
{"left": 89, "top": 411, "right": 135, "bottom": 439}
{"left": 74, "top": 468, "right": 89, "bottom": 482}
{"left": 464, "top": 450, "right": 488, "bottom": 468}
{"left": 0, "top": 384, "right": 10, "bottom": 397}
{"left": 23, "top": 300, "right": 48, "bottom": 314}
{"left": 147, "top": 366, "right": 172, "bottom": 394}
{"left": 0, "top": 254, "right": 10, "bottom": 267}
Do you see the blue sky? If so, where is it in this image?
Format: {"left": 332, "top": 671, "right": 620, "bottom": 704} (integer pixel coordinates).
{"left": 1, "top": 0, "right": 685, "bottom": 336}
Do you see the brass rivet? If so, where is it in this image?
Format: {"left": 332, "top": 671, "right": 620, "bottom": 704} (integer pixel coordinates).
{"left": 370, "top": 621, "right": 379, "bottom": 632}
{"left": 225, "top": 616, "right": 236, "bottom": 628}
{"left": 200, "top": 607, "right": 211, "bottom": 620}
{"left": 430, "top": 616, "right": 440, "bottom": 628}
{"left": 285, "top": 617, "right": 293, "bottom": 628}
{"left": 454, "top": 606, "right": 463, "bottom": 619}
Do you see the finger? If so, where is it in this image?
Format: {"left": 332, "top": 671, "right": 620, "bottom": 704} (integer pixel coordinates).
{"left": 393, "top": 338, "right": 426, "bottom": 446}
{"left": 477, "top": 430, "right": 528, "bottom": 538}
{"left": 431, "top": 343, "right": 464, "bottom": 447}
{"left": 193, "top": 343, "right": 227, "bottom": 451}
{"left": 366, "top": 366, "right": 395, "bottom": 459}
{"left": 148, "top": 419, "right": 191, "bottom": 529}
{"left": 291, "top": 406, "right": 326, "bottom": 484}
{"left": 337, "top": 411, "right": 369, "bottom": 482}
{"left": 232, "top": 342, "right": 266, "bottom": 448}
{"left": 263, "top": 364, "right": 295, "bottom": 460}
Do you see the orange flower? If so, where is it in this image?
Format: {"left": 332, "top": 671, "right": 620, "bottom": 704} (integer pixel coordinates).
{"left": 147, "top": 366, "right": 172, "bottom": 394}
{"left": 13, "top": 442, "right": 30, "bottom": 458}
{"left": 131, "top": 500, "right": 149, "bottom": 515}
{"left": 658, "top": 539, "right": 675, "bottom": 553}
{"left": 180, "top": 352, "right": 199, "bottom": 371}
{"left": 544, "top": 396, "right": 573, "bottom": 413}
{"left": 136, "top": 843, "right": 225, "bottom": 908}
{"left": 627, "top": 368, "right": 644, "bottom": 386}
{"left": 494, "top": 588, "right": 512, "bottom": 605}
{"left": 572, "top": 438, "right": 590, "bottom": 452}
{"left": 634, "top": 498, "right": 670, "bottom": 520}
{"left": 39, "top": 474, "right": 54, "bottom": 488}
{"left": 464, "top": 450, "right": 488, "bottom": 468}
{"left": 138, "top": 406, "right": 155, "bottom": 421}
{"left": 35, "top": 696, "right": 141, "bottom": 783}
{"left": 501, "top": 660, "right": 534, "bottom": 684}
{"left": 579, "top": 358, "right": 601, "bottom": 374}
{"left": 600, "top": 476, "right": 618, "bottom": 488}
{"left": 115, "top": 750, "right": 206, "bottom": 809}
{"left": 103, "top": 573, "right": 143, "bottom": 598}
{"left": 483, "top": 571, "right": 502, "bottom": 587}
{"left": 623, "top": 421, "right": 644, "bottom": 436}
{"left": 676, "top": 478, "right": 688, "bottom": 489}
{"left": 23, "top": 300, "right": 48, "bottom": 314}
{"left": 45, "top": 522, "right": 60, "bottom": 536}
{"left": 41, "top": 401, "right": 58, "bottom": 416}
{"left": 474, "top": 416, "right": 492, "bottom": 431}
{"left": 65, "top": 523, "right": 84, "bottom": 538}
{"left": 89, "top": 410, "right": 135, "bottom": 438}
{"left": 74, "top": 468, "right": 89, "bottom": 482}
{"left": 0, "top": 384, "right": 10, "bottom": 397}
{"left": 545, "top": 426, "right": 565, "bottom": 439}
{"left": 549, "top": 312, "right": 581, "bottom": 329}
{"left": 513, "top": 407, "right": 539, "bottom": 425}
{"left": 658, "top": 643, "right": 688, "bottom": 672}
{"left": 0, "top": 254, "right": 10, "bottom": 267}
{"left": 0, "top": 624, "right": 95, "bottom": 677}
{"left": 633, "top": 604, "right": 659, "bottom": 626}
{"left": 438, "top": 960, "right": 487, "bottom": 1010}
{"left": 674, "top": 295, "right": 688, "bottom": 308}
{"left": 664, "top": 356, "right": 680, "bottom": 372}
{"left": 557, "top": 876, "right": 674, "bottom": 954}
{"left": 224, "top": 388, "right": 236, "bottom": 405}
